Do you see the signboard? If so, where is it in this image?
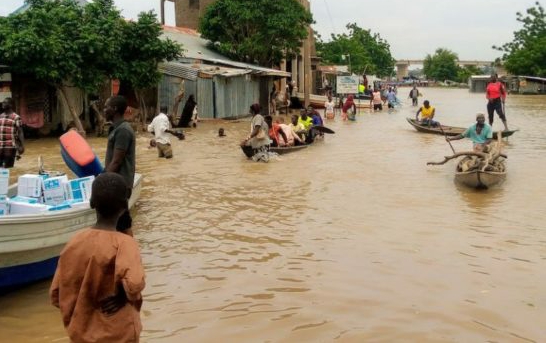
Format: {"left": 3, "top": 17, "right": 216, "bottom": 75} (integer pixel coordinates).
{"left": 336, "top": 75, "right": 359, "bottom": 94}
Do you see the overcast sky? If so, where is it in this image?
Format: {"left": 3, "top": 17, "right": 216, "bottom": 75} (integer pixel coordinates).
{"left": 0, "top": 0, "right": 539, "bottom": 61}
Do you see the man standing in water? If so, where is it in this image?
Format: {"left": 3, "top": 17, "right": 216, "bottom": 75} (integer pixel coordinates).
{"left": 148, "top": 106, "right": 180, "bottom": 159}
{"left": 104, "top": 95, "right": 135, "bottom": 235}
{"left": 409, "top": 85, "right": 419, "bottom": 106}
{"left": 0, "top": 97, "right": 24, "bottom": 168}
{"left": 486, "top": 73, "right": 508, "bottom": 131}
{"left": 447, "top": 113, "right": 492, "bottom": 152}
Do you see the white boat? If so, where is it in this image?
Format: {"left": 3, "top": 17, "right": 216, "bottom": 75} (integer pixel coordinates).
{"left": 0, "top": 173, "right": 142, "bottom": 293}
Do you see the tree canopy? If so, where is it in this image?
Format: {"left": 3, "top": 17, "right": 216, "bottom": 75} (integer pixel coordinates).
{"left": 316, "top": 23, "right": 395, "bottom": 77}
{"left": 423, "top": 48, "right": 460, "bottom": 81}
{"left": 199, "top": 0, "right": 313, "bottom": 67}
{"left": 493, "top": 1, "right": 546, "bottom": 77}
{"left": 0, "top": 0, "right": 182, "bottom": 131}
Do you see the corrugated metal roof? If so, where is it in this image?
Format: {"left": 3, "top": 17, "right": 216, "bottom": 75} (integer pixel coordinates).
{"left": 199, "top": 66, "right": 252, "bottom": 78}
{"left": 162, "top": 26, "right": 229, "bottom": 60}
{"left": 318, "top": 65, "right": 350, "bottom": 75}
{"left": 520, "top": 76, "right": 546, "bottom": 82}
{"left": 162, "top": 26, "right": 291, "bottom": 78}
{"left": 198, "top": 58, "right": 291, "bottom": 77}
{"left": 158, "top": 62, "right": 198, "bottom": 81}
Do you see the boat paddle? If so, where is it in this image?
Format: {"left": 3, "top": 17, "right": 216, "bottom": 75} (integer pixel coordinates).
{"left": 313, "top": 125, "right": 335, "bottom": 134}
{"left": 438, "top": 122, "right": 456, "bottom": 154}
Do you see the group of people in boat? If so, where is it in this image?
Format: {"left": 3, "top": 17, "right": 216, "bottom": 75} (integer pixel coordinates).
{"left": 240, "top": 104, "right": 326, "bottom": 161}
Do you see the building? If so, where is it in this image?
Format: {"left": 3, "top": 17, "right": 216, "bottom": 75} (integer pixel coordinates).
{"left": 469, "top": 75, "right": 495, "bottom": 93}
{"left": 161, "top": 0, "right": 319, "bottom": 105}
{"left": 159, "top": 26, "right": 290, "bottom": 119}
{"left": 505, "top": 76, "right": 546, "bottom": 95}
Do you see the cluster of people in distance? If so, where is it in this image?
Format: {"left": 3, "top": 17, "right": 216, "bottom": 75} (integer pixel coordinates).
{"left": 369, "top": 86, "right": 400, "bottom": 112}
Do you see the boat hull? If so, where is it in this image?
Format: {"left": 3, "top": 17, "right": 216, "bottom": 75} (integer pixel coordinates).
{"left": 0, "top": 173, "right": 142, "bottom": 293}
{"left": 455, "top": 170, "right": 506, "bottom": 189}
{"left": 406, "top": 118, "right": 517, "bottom": 138}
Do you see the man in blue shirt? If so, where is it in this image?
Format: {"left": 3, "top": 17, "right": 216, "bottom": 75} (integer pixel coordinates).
{"left": 447, "top": 113, "right": 492, "bottom": 151}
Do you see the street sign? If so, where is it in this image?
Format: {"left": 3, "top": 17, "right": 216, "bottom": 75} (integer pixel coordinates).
{"left": 336, "top": 75, "right": 359, "bottom": 94}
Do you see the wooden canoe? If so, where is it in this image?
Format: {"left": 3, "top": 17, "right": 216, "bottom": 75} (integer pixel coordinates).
{"left": 406, "top": 118, "right": 518, "bottom": 139}
{"left": 270, "top": 144, "right": 309, "bottom": 154}
{"left": 0, "top": 173, "right": 142, "bottom": 293}
{"left": 454, "top": 161, "right": 506, "bottom": 189}
{"left": 241, "top": 144, "right": 310, "bottom": 158}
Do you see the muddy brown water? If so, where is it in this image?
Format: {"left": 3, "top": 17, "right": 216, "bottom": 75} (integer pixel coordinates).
{"left": 0, "top": 88, "right": 545, "bottom": 342}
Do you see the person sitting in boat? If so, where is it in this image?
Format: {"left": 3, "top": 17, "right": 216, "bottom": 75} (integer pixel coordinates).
{"left": 307, "top": 106, "right": 325, "bottom": 140}
{"left": 446, "top": 113, "right": 492, "bottom": 152}
{"left": 299, "top": 109, "right": 321, "bottom": 143}
{"left": 265, "top": 115, "right": 288, "bottom": 147}
{"left": 277, "top": 117, "right": 303, "bottom": 146}
{"left": 307, "top": 106, "right": 323, "bottom": 126}
{"left": 298, "top": 109, "right": 313, "bottom": 131}
{"left": 289, "top": 113, "right": 307, "bottom": 142}
{"left": 416, "top": 100, "right": 438, "bottom": 127}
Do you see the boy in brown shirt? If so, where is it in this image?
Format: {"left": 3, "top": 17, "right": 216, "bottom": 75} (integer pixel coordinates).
{"left": 50, "top": 173, "right": 145, "bottom": 342}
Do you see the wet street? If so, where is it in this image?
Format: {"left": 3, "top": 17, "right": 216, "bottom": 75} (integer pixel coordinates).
{"left": 1, "top": 88, "right": 545, "bottom": 342}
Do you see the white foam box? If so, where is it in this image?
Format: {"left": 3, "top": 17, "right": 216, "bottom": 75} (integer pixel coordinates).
{"left": 17, "top": 174, "right": 44, "bottom": 198}
{"left": 42, "top": 175, "right": 68, "bottom": 205}
{"left": 64, "top": 176, "right": 94, "bottom": 201}
{"left": 10, "top": 196, "right": 39, "bottom": 204}
{"left": 0, "top": 196, "right": 9, "bottom": 215}
{"left": 0, "top": 168, "right": 9, "bottom": 195}
{"left": 9, "top": 201, "right": 49, "bottom": 215}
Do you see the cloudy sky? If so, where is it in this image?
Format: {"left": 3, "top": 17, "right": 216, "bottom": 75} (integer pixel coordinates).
{"left": 0, "top": 0, "right": 539, "bottom": 61}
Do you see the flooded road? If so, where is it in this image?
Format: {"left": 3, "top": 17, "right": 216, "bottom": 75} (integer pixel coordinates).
{"left": 1, "top": 88, "right": 545, "bottom": 342}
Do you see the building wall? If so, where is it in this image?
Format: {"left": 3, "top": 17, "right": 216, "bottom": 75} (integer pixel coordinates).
{"left": 174, "top": 0, "right": 217, "bottom": 29}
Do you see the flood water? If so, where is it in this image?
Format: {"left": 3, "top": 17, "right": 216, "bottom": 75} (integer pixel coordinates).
{"left": 1, "top": 88, "right": 545, "bottom": 342}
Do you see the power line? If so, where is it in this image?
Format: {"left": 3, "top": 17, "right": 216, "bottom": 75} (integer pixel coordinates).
{"left": 322, "top": 0, "right": 338, "bottom": 37}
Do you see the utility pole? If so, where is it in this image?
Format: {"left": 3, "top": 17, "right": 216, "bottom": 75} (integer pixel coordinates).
{"left": 304, "top": 26, "right": 312, "bottom": 108}
{"left": 160, "top": 0, "right": 165, "bottom": 25}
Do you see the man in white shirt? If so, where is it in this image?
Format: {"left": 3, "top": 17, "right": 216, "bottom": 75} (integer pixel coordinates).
{"left": 148, "top": 106, "right": 175, "bottom": 159}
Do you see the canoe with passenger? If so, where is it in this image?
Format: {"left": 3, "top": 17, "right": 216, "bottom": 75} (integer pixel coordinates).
{"left": 240, "top": 105, "right": 334, "bottom": 161}
{"left": 406, "top": 118, "right": 518, "bottom": 139}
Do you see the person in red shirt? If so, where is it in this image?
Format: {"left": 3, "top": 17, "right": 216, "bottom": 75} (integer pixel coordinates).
{"left": 486, "top": 74, "right": 508, "bottom": 131}
{"left": 265, "top": 115, "right": 288, "bottom": 147}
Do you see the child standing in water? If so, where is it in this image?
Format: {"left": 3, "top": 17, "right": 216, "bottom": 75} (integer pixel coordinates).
{"left": 50, "top": 172, "right": 145, "bottom": 342}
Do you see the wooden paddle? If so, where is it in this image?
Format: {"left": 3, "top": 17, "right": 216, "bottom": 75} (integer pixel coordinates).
{"left": 313, "top": 125, "right": 335, "bottom": 134}
{"left": 438, "top": 122, "right": 456, "bottom": 154}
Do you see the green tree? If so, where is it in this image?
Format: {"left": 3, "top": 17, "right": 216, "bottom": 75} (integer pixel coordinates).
{"left": 0, "top": 0, "right": 182, "bottom": 133}
{"left": 457, "top": 65, "right": 482, "bottom": 83}
{"left": 423, "top": 48, "right": 459, "bottom": 81}
{"left": 199, "top": 0, "right": 313, "bottom": 66}
{"left": 493, "top": 2, "right": 546, "bottom": 77}
{"left": 316, "top": 23, "right": 395, "bottom": 77}
{"left": 117, "top": 11, "right": 182, "bottom": 124}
